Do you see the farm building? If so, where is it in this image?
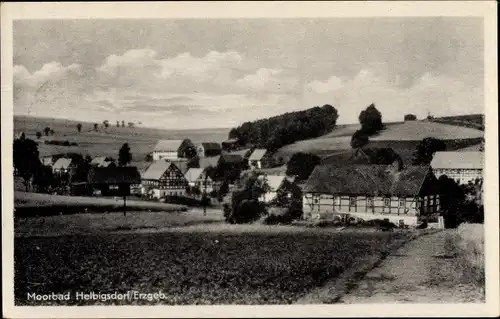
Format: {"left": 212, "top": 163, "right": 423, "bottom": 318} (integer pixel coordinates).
{"left": 52, "top": 158, "right": 75, "bottom": 175}
{"left": 90, "top": 156, "right": 116, "bottom": 168}
{"left": 41, "top": 156, "right": 54, "bottom": 167}
{"left": 88, "top": 166, "right": 141, "bottom": 196}
{"left": 184, "top": 168, "right": 213, "bottom": 193}
{"left": 248, "top": 149, "right": 271, "bottom": 170}
{"left": 430, "top": 151, "right": 483, "bottom": 185}
{"left": 302, "top": 163, "right": 441, "bottom": 227}
{"left": 221, "top": 138, "right": 239, "bottom": 151}
{"left": 259, "top": 175, "right": 299, "bottom": 203}
{"left": 141, "top": 161, "right": 188, "bottom": 198}
{"left": 166, "top": 158, "right": 190, "bottom": 174}
{"left": 152, "top": 139, "right": 195, "bottom": 161}
{"left": 196, "top": 142, "right": 222, "bottom": 158}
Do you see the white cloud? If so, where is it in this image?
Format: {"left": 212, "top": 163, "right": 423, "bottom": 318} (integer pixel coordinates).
{"left": 305, "top": 68, "right": 484, "bottom": 124}
{"left": 14, "top": 62, "right": 82, "bottom": 88}
{"left": 235, "top": 68, "right": 298, "bottom": 93}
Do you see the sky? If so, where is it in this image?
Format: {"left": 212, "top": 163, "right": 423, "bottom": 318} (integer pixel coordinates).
{"left": 13, "top": 18, "right": 484, "bottom": 129}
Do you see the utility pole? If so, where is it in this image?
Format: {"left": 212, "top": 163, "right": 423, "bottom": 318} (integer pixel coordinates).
{"left": 203, "top": 173, "right": 208, "bottom": 216}
{"left": 123, "top": 194, "right": 127, "bottom": 216}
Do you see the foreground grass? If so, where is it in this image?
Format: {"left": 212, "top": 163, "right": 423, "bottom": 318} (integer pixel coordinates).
{"left": 15, "top": 230, "right": 411, "bottom": 305}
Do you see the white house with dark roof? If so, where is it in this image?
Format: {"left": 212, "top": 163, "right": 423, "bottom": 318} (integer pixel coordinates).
{"left": 152, "top": 139, "right": 195, "bottom": 161}
{"left": 141, "top": 161, "right": 188, "bottom": 198}
{"left": 430, "top": 151, "right": 483, "bottom": 185}
{"left": 52, "top": 158, "right": 74, "bottom": 175}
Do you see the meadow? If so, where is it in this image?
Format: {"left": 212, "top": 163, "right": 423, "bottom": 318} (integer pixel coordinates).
{"left": 15, "top": 230, "right": 411, "bottom": 305}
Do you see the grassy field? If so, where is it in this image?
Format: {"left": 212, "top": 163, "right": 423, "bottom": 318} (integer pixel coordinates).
{"left": 276, "top": 120, "right": 484, "bottom": 158}
{"left": 14, "top": 116, "right": 229, "bottom": 166}
{"left": 14, "top": 192, "right": 186, "bottom": 216}
{"left": 15, "top": 230, "right": 411, "bottom": 305}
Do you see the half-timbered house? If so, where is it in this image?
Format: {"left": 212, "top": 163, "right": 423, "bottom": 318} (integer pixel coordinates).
{"left": 302, "top": 163, "right": 441, "bottom": 227}
{"left": 141, "top": 161, "right": 188, "bottom": 198}
{"left": 430, "top": 151, "right": 483, "bottom": 185}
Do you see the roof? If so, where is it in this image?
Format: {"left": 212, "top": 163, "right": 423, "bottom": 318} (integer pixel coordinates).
{"left": 167, "top": 159, "right": 189, "bottom": 174}
{"left": 221, "top": 154, "right": 244, "bottom": 164}
{"left": 199, "top": 142, "right": 221, "bottom": 152}
{"left": 88, "top": 167, "right": 141, "bottom": 184}
{"left": 248, "top": 149, "right": 267, "bottom": 161}
{"left": 262, "top": 175, "right": 286, "bottom": 192}
{"left": 53, "top": 158, "right": 72, "bottom": 170}
{"left": 457, "top": 143, "right": 484, "bottom": 152}
{"left": 230, "top": 148, "right": 252, "bottom": 158}
{"left": 430, "top": 151, "right": 483, "bottom": 170}
{"left": 199, "top": 155, "right": 221, "bottom": 169}
{"left": 153, "top": 140, "right": 184, "bottom": 152}
{"left": 141, "top": 161, "right": 173, "bottom": 180}
{"left": 359, "top": 147, "right": 400, "bottom": 165}
{"left": 303, "top": 164, "right": 431, "bottom": 197}
{"left": 90, "top": 156, "right": 114, "bottom": 167}
{"left": 185, "top": 168, "right": 205, "bottom": 183}
{"left": 222, "top": 138, "right": 238, "bottom": 144}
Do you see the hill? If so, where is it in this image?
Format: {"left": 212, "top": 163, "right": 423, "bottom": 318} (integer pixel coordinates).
{"left": 14, "top": 116, "right": 229, "bottom": 168}
{"left": 275, "top": 119, "right": 484, "bottom": 160}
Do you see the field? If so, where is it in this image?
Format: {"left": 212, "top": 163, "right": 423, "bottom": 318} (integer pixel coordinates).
{"left": 276, "top": 120, "right": 484, "bottom": 158}
{"left": 15, "top": 230, "right": 411, "bottom": 305}
{"left": 14, "top": 192, "right": 186, "bottom": 216}
{"left": 14, "top": 116, "right": 229, "bottom": 168}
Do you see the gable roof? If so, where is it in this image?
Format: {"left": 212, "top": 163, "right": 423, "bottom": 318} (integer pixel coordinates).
{"left": 430, "top": 151, "right": 484, "bottom": 170}
{"left": 90, "top": 156, "right": 114, "bottom": 167}
{"left": 88, "top": 167, "right": 141, "bottom": 184}
{"left": 199, "top": 155, "right": 221, "bottom": 169}
{"left": 185, "top": 168, "right": 205, "bottom": 183}
{"left": 199, "top": 142, "right": 221, "bottom": 152}
{"left": 222, "top": 138, "right": 238, "bottom": 144}
{"left": 230, "top": 148, "right": 253, "bottom": 158}
{"left": 53, "top": 158, "right": 72, "bottom": 170}
{"left": 248, "top": 149, "right": 267, "bottom": 161}
{"left": 263, "top": 175, "right": 287, "bottom": 192}
{"left": 167, "top": 159, "right": 189, "bottom": 174}
{"left": 141, "top": 161, "right": 173, "bottom": 180}
{"left": 303, "top": 164, "right": 431, "bottom": 197}
{"left": 153, "top": 140, "right": 184, "bottom": 152}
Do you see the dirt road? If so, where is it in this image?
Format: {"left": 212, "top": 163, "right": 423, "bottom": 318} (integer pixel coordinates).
{"left": 340, "top": 230, "right": 485, "bottom": 303}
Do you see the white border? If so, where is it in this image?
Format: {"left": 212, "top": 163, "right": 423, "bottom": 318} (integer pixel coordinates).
{"left": 2, "top": 2, "right": 498, "bottom": 318}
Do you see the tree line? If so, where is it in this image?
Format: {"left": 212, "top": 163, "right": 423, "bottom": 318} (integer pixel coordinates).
{"left": 228, "top": 104, "right": 339, "bottom": 151}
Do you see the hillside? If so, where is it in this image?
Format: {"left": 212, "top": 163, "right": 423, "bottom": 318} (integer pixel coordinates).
{"left": 14, "top": 116, "right": 229, "bottom": 167}
{"left": 275, "top": 119, "right": 484, "bottom": 160}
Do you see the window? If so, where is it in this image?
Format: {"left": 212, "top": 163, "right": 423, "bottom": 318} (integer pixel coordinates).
{"left": 367, "top": 197, "right": 374, "bottom": 207}
{"left": 313, "top": 196, "right": 320, "bottom": 204}
{"left": 399, "top": 199, "right": 405, "bottom": 208}
{"left": 349, "top": 197, "right": 356, "bottom": 207}
{"left": 384, "top": 198, "right": 390, "bottom": 207}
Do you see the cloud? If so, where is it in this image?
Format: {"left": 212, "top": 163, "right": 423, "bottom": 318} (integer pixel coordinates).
{"left": 305, "top": 68, "right": 484, "bottom": 124}
{"left": 235, "top": 68, "right": 299, "bottom": 93}
{"left": 14, "top": 62, "right": 82, "bottom": 88}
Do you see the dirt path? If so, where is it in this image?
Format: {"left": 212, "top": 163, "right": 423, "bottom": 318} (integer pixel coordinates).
{"left": 340, "top": 230, "right": 485, "bottom": 303}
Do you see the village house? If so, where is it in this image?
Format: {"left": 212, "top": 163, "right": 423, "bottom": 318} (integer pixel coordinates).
{"left": 221, "top": 138, "right": 239, "bottom": 151}
{"left": 302, "top": 163, "right": 441, "bottom": 227}
{"left": 166, "top": 158, "right": 190, "bottom": 175}
{"left": 196, "top": 142, "right": 222, "bottom": 158}
{"left": 152, "top": 139, "right": 195, "bottom": 161}
{"left": 430, "top": 151, "right": 483, "bottom": 185}
{"left": 90, "top": 156, "right": 116, "bottom": 168}
{"left": 184, "top": 168, "right": 213, "bottom": 193}
{"left": 248, "top": 149, "right": 271, "bottom": 170}
{"left": 88, "top": 166, "right": 141, "bottom": 196}
{"left": 141, "top": 161, "right": 188, "bottom": 199}
{"left": 52, "top": 158, "right": 74, "bottom": 175}
{"left": 259, "top": 175, "right": 298, "bottom": 203}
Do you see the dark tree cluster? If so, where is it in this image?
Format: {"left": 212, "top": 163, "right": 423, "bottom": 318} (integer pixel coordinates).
{"left": 412, "top": 137, "right": 446, "bottom": 165}
{"left": 404, "top": 114, "right": 417, "bottom": 121}
{"left": 351, "top": 104, "right": 384, "bottom": 148}
{"left": 228, "top": 104, "right": 339, "bottom": 151}
{"left": 285, "top": 152, "right": 321, "bottom": 181}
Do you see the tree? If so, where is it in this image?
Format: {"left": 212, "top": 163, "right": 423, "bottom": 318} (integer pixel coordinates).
{"left": 128, "top": 122, "right": 135, "bottom": 128}
{"left": 116, "top": 121, "right": 120, "bottom": 128}
{"left": 76, "top": 123, "right": 82, "bottom": 133}
{"left": 358, "top": 103, "right": 384, "bottom": 135}
{"left": 286, "top": 152, "right": 321, "bottom": 181}
{"left": 13, "top": 137, "right": 41, "bottom": 191}
{"left": 36, "top": 132, "right": 42, "bottom": 139}
{"left": 103, "top": 120, "right": 110, "bottom": 129}
{"left": 121, "top": 120, "right": 125, "bottom": 128}
{"left": 404, "top": 114, "right": 417, "bottom": 121}
{"left": 93, "top": 123, "right": 98, "bottom": 132}
{"left": 49, "top": 129, "right": 55, "bottom": 136}
{"left": 33, "top": 165, "right": 56, "bottom": 193}
{"left": 118, "top": 143, "right": 132, "bottom": 166}
{"left": 438, "top": 175, "right": 465, "bottom": 228}
{"left": 350, "top": 129, "right": 369, "bottom": 148}
{"left": 145, "top": 153, "right": 153, "bottom": 162}
{"left": 43, "top": 127, "right": 51, "bottom": 136}
{"left": 187, "top": 156, "right": 200, "bottom": 169}
{"left": 412, "top": 137, "right": 446, "bottom": 165}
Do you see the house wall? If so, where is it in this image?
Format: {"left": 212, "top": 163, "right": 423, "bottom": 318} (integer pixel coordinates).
{"left": 433, "top": 168, "right": 482, "bottom": 185}
{"left": 153, "top": 151, "right": 178, "bottom": 161}
{"left": 302, "top": 193, "right": 440, "bottom": 222}
{"left": 249, "top": 160, "right": 262, "bottom": 170}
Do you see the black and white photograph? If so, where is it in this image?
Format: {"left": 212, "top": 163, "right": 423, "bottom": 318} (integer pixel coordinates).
{"left": 1, "top": 2, "right": 498, "bottom": 318}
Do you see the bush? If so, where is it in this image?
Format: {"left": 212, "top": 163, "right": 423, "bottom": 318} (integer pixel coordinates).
{"left": 226, "top": 199, "right": 266, "bottom": 224}
{"left": 357, "top": 219, "right": 397, "bottom": 230}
